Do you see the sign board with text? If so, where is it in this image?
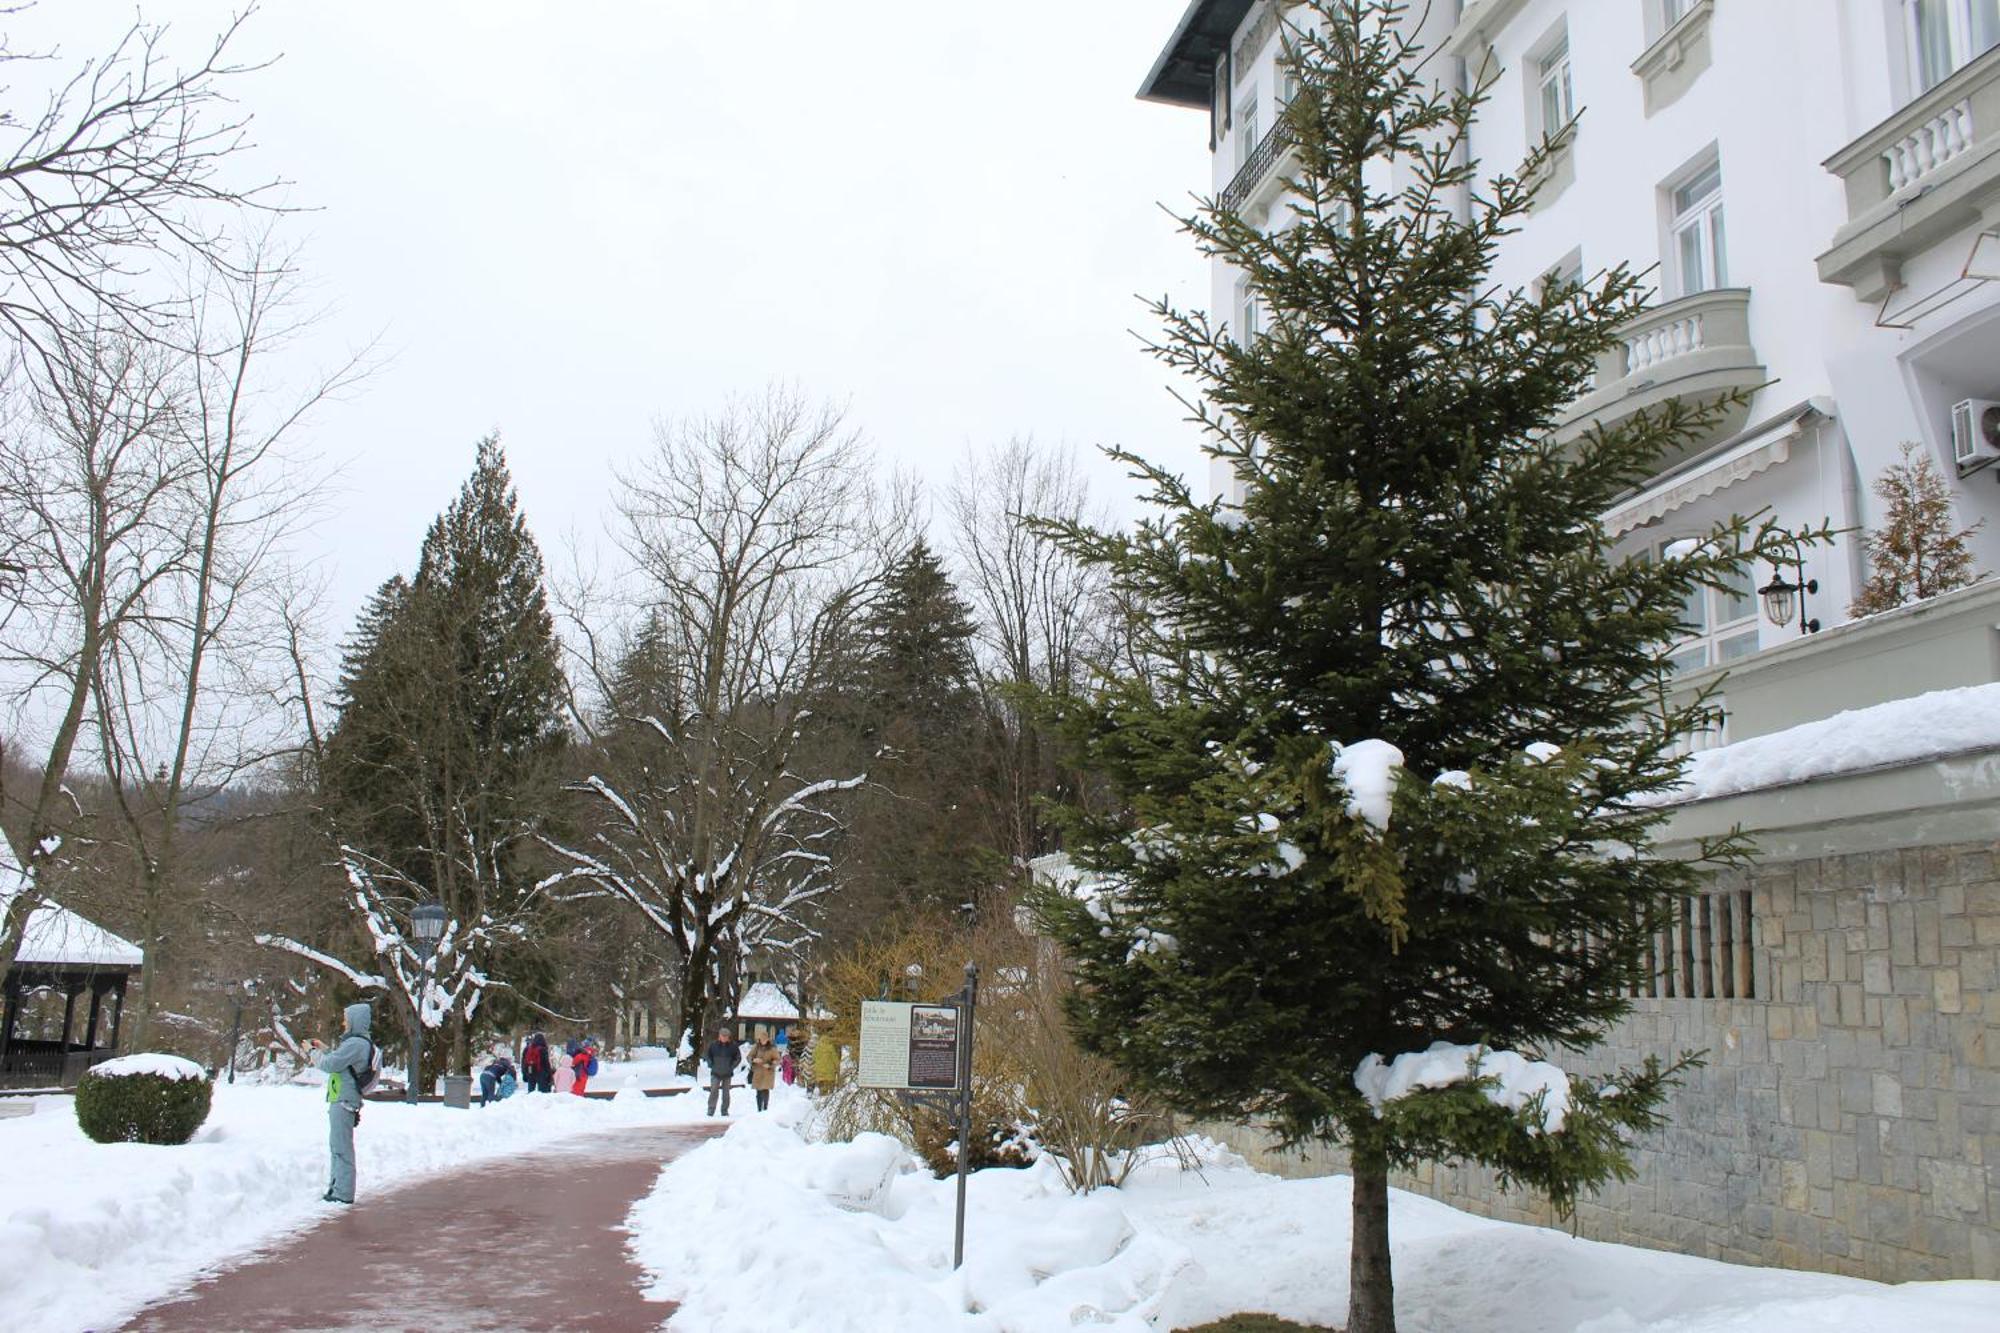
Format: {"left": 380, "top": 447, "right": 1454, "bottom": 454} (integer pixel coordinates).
{"left": 857, "top": 999, "right": 961, "bottom": 1090}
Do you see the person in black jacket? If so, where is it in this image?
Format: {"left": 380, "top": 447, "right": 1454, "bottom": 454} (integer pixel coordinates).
{"left": 520, "top": 1032, "right": 553, "bottom": 1093}
{"left": 704, "top": 1027, "right": 742, "bottom": 1116}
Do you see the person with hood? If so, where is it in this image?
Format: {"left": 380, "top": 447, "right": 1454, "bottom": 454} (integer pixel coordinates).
{"left": 568, "top": 1037, "right": 594, "bottom": 1096}
{"left": 520, "top": 1031, "right": 552, "bottom": 1093}
{"left": 704, "top": 1027, "right": 742, "bottom": 1116}
{"left": 308, "top": 1002, "right": 375, "bottom": 1205}
{"left": 553, "top": 1041, "right": 576, "bottom": 1095}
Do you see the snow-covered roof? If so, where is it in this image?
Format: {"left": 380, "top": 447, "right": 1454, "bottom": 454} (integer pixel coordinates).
{"left": 1652, "top": 683, "right": 2000, "bottom": 807}
{"left": 735, "top": 981, "right": 801, "bottom": 1021}
{"left": 0, "top": 833, "right": 144, "bottom": 970}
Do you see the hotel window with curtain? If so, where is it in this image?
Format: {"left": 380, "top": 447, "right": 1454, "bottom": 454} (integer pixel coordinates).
{"left": 1669, "top": 157, "right": 1727, "bottom": 296}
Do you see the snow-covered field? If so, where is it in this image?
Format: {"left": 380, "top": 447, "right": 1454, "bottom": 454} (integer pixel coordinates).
{"left": 0, "top": 1072, "right": 715, "bottom": 1333}
{"left": 626, "top": 1098, "right": 2000, "bottom": 1332}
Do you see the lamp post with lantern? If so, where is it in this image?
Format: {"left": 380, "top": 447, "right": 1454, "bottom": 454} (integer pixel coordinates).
{"left": 408, "top": 901, "right": 448, "bottom": 1104}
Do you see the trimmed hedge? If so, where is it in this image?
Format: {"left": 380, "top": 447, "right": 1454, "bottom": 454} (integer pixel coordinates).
{"left": 1176, "top": 1318, "right": 1338, "bottom": 1332}
{"left": 75, "top": 1066, "right": 214, "bottom": 1145}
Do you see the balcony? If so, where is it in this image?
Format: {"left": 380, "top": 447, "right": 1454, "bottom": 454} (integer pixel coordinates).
{"left": 1818, "top": 45, "right": 2000, "bottom": 302}
{"left": 1221, "top": 118, "right": 1296, "bottom": 216}
{"left": 1555, "top": 288, "right": 1764, "bottom": 453}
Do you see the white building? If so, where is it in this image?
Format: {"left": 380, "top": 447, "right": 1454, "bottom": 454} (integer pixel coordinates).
{"left": 1141, "top": 0, "right": 2000, "bottom": 745}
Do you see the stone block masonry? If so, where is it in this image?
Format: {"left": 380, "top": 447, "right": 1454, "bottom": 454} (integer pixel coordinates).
{"left": 1193, "top": 838, "right": 1999, "bottom": 1282}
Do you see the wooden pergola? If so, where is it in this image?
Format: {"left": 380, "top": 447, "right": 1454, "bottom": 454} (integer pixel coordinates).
{"left": 1, "top": 839, "right": 143, "bottom": 1089}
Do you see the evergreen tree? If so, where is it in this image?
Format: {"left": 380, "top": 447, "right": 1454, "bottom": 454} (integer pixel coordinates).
{"left": 1027, "top": 7, "right": 1820, "bottom": 1331}
{"left": 1850, "top": 442, "right": 1983, "bottom": 617}
{"left": 840, "top": 540, "right": 996, "bottom": 923}
{"left": 321, "top": 436, "right": 568, "bottom": 1071}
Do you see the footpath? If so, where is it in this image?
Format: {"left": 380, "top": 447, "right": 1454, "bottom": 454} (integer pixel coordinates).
{"left": 119, "top": 1122, "right": 721, "bottom": 1332}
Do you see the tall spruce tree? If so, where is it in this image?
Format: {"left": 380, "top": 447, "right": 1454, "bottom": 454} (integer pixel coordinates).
{"left": 321, "top": 436, "right": 568, "bottom": 1071}
{"left": 842, "top": 539, "right": 995, "bottom": 922}
{"left": 1028, "top": 7, "right": 1821, "bottom": 1331}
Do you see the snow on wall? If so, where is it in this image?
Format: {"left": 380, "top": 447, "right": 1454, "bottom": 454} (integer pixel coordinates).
{"left": 1650, "top": 683, "right": 2000, "bottom": 806}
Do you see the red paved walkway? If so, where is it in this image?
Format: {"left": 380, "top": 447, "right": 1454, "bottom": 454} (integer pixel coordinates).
{"left": 121, "top": 1123, "right": 720, "bottom": 1333}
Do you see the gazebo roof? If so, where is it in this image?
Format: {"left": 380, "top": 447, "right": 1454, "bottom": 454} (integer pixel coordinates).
{"left": 735, "top": 981, "right": 800, "bottom": 1021}
{"left": 2, "top": 834, "right": 143, "bottom": 970}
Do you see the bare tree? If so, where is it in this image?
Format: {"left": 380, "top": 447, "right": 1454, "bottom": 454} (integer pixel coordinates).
{"left": 0, "top": 317, "right": 191, "bottom": 975}
{"left": 0, "top": 8, "right": 281, "bottom": 360}
{"left": 945, "top": 438, "right": 1110, "bottom": 864}
{"left": 542, "top": 388, "right": 886, "bottom": 1058}
{"left": 89, "top": 246, "right": 359, "bottom": 1044}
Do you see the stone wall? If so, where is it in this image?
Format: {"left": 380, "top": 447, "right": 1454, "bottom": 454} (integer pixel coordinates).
{"left": 1194, "top": 837, "right": 1999, "bottom": 1282}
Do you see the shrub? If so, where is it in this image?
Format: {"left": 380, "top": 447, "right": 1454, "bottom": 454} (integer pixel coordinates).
{"left": 75, "top": 1054, "right": 214, "bottom": 1145}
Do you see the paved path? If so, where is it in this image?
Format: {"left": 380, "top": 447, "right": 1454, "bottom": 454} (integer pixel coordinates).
{"left": 121, "top": 1123, "right": 721, "bottom": 1333}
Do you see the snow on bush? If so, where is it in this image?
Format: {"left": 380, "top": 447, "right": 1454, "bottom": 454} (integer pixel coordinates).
{"left": 74, "top": 1057, "right": 214, "bottom": 1145}
{"left": 1355, "top": 1042, "right": 1572, "bottom": 1133}
{"left": 91, "top": 1053, "right": 207, "bottom": 1081}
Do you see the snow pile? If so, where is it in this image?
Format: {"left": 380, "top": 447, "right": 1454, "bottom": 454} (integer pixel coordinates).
{"left": 1333, "top": 738, "right": 1404, "bottom": 831}
{"left": 0, "top": 1079, "right": 715, "bottom": 1333}
{"left": 90, "top": 1053, "right": 208, "bottom": 1081}
{"left": 1355, "top": 1042, "right": 1572, "bottom": 1133}
{"left": 625, "top": 1116, "right": 2000, "bottom": 1332}
{"left": 1653, "top": 683, "right": 2000, "bottom": 805}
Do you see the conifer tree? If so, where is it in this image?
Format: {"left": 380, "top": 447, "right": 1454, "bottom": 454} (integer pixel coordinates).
{"left": 1849, "top": 442, "right": 1983, "bottom": 617}
{"left": 842, "top": 539, "right": 995, "bottom": 921}
{"left": 319, "top": 437, "right": 568, "bottom": 1071}
{"left": 1028, "top": 6, "right": 1821, "bottom": 1330}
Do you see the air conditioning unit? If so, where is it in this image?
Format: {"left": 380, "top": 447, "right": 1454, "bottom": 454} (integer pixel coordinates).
{"left": 1950, "top": 398, "right": 2000, "bottom": 473}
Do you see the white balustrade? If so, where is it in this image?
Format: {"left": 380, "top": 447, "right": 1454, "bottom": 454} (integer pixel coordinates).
{"left": 1623, "top": 313, "right": 1706, "bottom": 375}
{"left": 1884, "top": 99, "right": 1974, "bottom": 193}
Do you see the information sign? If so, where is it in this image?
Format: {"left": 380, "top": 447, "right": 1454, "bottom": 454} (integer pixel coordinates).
{"left": 857, "top": 999, "right": 962, "bottom": 1090}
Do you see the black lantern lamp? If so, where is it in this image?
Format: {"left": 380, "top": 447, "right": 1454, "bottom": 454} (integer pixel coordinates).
{"left": 407, "top": 901, "right": 448, "bottom": 1103}
{"left": 1758, "top": 554, "right": 1820, "bottom": 635}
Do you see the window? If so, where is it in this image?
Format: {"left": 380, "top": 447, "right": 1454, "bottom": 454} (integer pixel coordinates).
{"left": 1539, "top": 249, "right": 1584, "bottom": 299}
{"left": 1235, "top": 277, "right": 1261, "bottom": 343}
{"left": 1237, "top": 90, "right": 1261, "bottom": 166}
{"left": 1669, "top": 159, "right": 1727, "bottom": 296}
{"left": 1537, "top": 38, "right": 1575, "bottom": 139}
{"left": 1653, "top": 538, "right": 1757, "bottom": 672}
{"left": 1661, "top": 0, "right": 1696, "bottom": 26}
{"left": 1908, "top": 0, "right": 2000, "bottom": 92}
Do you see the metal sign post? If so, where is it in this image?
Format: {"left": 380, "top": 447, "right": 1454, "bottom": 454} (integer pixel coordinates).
{"left": 866, "top": 962, "right": 978, "bottom": 1269}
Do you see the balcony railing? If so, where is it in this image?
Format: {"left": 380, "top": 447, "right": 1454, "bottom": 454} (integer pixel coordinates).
{"left": 1221, "top": 119, "right": 1295, "bottom": 215}
{"left": 1555, "top": 288, "right": 1763, "bottom": 450}
{"left": 1818, "top": 45, "right": 2000, "bottom": 301}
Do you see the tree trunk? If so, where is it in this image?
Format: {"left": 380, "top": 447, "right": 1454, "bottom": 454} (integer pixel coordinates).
{"left": 1348, "top": 1148, "right": 1397, "bottom": 1333}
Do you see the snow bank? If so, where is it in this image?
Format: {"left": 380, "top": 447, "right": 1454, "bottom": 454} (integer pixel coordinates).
{"left": 1333, "top": 738, "right": 1404, "bottom": 832}
{"left": 626, "top": 1115, "right": 2000, "bottom": 1332}
{"left": 90, "top": 1052, "right": 207, "bottom": 1081}
{"left": 1653, "top": 683, "right": 2000, "bottom": 805}
{"left": 0, "top": 1079, "right": 713, "bottom": 1333}
{"left": 1355, "top": 1041, "right": 1572, "bottom": 1133}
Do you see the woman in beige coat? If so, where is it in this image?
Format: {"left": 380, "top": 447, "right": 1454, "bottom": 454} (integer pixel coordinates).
{"left": 748, "top": 1031, "right": 782, "bottom": 1111}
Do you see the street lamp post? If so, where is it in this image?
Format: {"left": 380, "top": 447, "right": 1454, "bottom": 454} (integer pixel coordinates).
{"left": 225, "top": 979, "right": 257, "bottom": 1085}
{"left": 408, "top": 902, "right": 448, "bottom": 1104}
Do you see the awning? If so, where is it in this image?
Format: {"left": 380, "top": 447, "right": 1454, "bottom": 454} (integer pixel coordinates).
{"left": 1601, "top": 405, "right": 1820, "bottom": 538}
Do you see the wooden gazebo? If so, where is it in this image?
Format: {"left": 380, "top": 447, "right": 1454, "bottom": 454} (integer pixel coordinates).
{"left": 0, "top": 837, "right": 142, "bottom": 1089}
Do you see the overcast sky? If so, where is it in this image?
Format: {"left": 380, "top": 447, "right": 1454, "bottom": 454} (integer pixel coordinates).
{"left": 20, "top": 1, "right": 1214, "bottom": 642}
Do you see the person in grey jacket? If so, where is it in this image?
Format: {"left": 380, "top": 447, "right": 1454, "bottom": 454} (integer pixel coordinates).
{"left": 310, "top": 1002, "right": 375, "bottom": 1204}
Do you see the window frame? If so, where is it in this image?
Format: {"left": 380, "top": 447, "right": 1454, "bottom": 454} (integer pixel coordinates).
{"left": 1537, "top": 37, "right": 1575, "bottom": 139}
{"left": 1906, "top": 0, "right": 2000, "bottom": 93}
{"left": 1651, "top": 536, "right": 1758, "bottom": 674}
{"left": 1667, "top": 156, "right": 1727, "bottom": 297}
{"left": 1236, "top": 88, "right": 1262, "bottom": 168}
{"left": 1235, "top": 275, "right": 1261, "bottom": 345}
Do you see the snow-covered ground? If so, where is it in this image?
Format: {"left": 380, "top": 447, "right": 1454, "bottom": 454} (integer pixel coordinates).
{"left": 0, "top": 1071, "right": 716, "bottom": 1333}
{"left": 626, "top": 1099, "right": 2000, "bottom": 1332}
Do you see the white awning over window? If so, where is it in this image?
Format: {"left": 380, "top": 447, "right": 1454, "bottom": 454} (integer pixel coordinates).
{"left": 1601, "top": 406, "right": 1818, "bottom": 538}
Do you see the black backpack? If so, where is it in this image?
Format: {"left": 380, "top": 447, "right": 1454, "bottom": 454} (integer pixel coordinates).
{"left": 350, "top": 1037, "right": 379, "bottom": 1092}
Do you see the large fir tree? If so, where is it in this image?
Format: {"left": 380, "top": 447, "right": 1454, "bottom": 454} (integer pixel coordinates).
{"left": 1029, "top": 7, "right": 1820, "bottom": 1331}
{"left": 321, "top": 436, "right": 568, "bottom": 1070}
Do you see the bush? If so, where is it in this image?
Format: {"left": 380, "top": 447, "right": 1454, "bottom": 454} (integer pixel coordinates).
{"left": 1176, "top": 1318, "right": 1336, "bottom": 1333}
{"left": 75, "top": 1055, "right": 214, "bottom": 1145}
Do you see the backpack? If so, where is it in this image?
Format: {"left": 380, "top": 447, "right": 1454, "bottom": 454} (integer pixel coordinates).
{"left": 586, "top": 1050, "right": 599, "bottom": 1077}
{"left": 352, "top": 1038, "right": 379, "bottom": 1092}
{"left": 523, "top": 1042, "right": 545, "bottom": 1073}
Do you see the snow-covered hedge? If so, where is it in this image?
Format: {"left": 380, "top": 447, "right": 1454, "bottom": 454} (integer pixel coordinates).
{"left": 74, "top": 1055, "right": 213, "bottom": 1145}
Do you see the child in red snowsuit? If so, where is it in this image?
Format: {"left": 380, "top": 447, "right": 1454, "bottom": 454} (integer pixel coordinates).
{"left": 568, "top": 1039, "right": 594, "bottom": 1095}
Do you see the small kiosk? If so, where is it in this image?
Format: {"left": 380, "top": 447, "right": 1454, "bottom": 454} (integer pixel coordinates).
{"left": 0, "top": 836, "right": 143, "bottom": 1089}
